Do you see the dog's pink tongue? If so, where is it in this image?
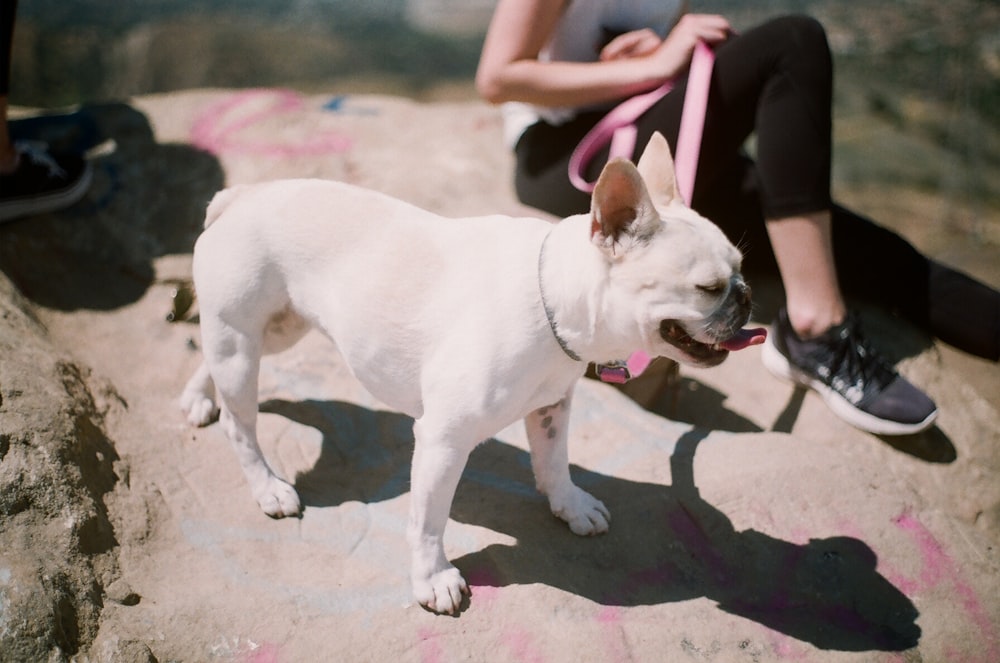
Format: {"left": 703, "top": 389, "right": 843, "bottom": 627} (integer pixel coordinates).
{"left": 720, "top": 327, "right": 767, "bottom": 352}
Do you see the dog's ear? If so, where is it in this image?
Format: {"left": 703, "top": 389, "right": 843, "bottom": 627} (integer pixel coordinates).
{"left": 590, "top": 158, "right": 660, "bottom": 252}
{"left": 636, "top": 131, "right": 681, "bottom": 211}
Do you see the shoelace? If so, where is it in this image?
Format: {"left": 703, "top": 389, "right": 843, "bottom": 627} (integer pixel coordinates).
{"left": 815, "top": 316, "right": 896, "bottom": 405}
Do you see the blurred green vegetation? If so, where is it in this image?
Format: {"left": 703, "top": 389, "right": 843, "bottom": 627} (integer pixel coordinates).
{"left": 9, "top": 0, "right": 1000, "bottom": 222}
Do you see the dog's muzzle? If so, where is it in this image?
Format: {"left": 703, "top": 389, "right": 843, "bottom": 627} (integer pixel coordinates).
{"left": 659, "top": 280, "right": 766, "bottom": 366}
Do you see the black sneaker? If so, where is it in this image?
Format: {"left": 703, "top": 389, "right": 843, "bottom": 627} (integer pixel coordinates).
{"left": 0, "top": 142, "right": 93, "bottom": 223}
{"left": 762, "top": 308, "right": 937, "bottom": 435}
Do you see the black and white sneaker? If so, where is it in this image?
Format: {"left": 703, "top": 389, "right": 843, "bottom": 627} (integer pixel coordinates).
{"left": 0, "top": 142, "right": 92, "bottom": 223}
{"left": 762, "top": 308, "right": 938, "bottom": 435}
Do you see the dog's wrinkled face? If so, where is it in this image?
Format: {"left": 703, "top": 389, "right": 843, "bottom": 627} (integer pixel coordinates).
{"left": 590, "top": 133, "right": 765, "bottom": 367}
{"left": 656, "top": 272, "right": 755, "bottom": 367}
{"left": 619, "top": 212, "right": 755, "bottom": 367}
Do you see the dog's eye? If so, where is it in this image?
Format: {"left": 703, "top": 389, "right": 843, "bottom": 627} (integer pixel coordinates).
{"left": 697, "top": 282, "right": 726, "bottom": 295}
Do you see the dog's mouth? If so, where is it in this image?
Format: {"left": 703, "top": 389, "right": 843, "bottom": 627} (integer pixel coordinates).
{"left": 660, "top": 320, "right": 767, "bottom": 365}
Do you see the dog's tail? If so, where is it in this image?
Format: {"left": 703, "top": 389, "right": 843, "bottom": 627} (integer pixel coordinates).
{"left": 204, "top": 185, "right": 247, "bottom": 229}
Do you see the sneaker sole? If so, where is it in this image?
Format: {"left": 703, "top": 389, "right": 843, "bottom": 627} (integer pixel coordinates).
{"left": 0, "top": 161, "right": 94, "bottom": 224}
{"left": 761, "top": 336, "right": 937, "bottom": 436}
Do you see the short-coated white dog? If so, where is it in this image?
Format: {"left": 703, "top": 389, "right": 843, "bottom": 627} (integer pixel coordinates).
{"left": 180, "top": 132, "right": 764, "bottom": 614}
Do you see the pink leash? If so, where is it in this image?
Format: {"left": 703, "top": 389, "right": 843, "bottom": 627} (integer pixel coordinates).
{"left": 568, "top": 41, "right": 716, "bottom": 383}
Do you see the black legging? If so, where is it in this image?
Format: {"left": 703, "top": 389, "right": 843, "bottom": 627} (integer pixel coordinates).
{"left": 513, "top": 15, "right": 999, "bottom": 361}
{"left": 1, "top": 0, "right": 16, "bottom": 96}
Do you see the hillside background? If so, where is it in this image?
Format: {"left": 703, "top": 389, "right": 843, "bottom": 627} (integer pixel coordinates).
{"left": 10, "top": 0, "right": 1000, "bottom": 255}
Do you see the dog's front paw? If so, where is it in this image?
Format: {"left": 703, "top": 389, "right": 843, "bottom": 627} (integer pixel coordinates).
{"left": 412, "top": 566, "right": 469, "bottom": 615}
{"left": 550, "top": 485, "right": 610, "bottom": 536}
{"left": 179, "top": 390, "right": 218, "bottom": 427}
{"left": 252, "top": 476, "right": 302, "bottom": 518}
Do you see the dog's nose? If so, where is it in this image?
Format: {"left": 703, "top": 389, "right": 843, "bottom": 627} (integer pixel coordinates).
{"left": 735, "top": 280, "right": 751, "bottom": 306}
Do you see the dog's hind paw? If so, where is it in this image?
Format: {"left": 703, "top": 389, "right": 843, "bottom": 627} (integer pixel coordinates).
{"left": 253, "top": 476, "right": 302, "bottom": 518}
{"left": 180, "top": 391, "right": 218, "bottom": 427}
{"left": 550, "top": 485, "right": 611, "bottom": 536}
{"left": 413, "top": 566, "right": 469, "bottom": 615}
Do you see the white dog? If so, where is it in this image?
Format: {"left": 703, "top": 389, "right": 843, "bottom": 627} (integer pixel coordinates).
{"left": 180, "top": 133, "right": 764, "bottom": 614}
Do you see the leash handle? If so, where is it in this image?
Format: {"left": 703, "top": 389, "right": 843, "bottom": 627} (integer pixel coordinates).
{"left": 674, "top": 40, "right": 714, "bottom": 205}
{"left": 568, "top": 40, "right": 715, "bottom": 204}
{"left": 568, "top": 81, "right": 674, "bottom": 192}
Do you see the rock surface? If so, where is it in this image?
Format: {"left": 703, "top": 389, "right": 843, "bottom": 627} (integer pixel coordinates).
{"left": 0, "top": 91, "right": 997, "bottom": 662}
{"left": 0, "top": 274, "right": 119, "bottom": 660}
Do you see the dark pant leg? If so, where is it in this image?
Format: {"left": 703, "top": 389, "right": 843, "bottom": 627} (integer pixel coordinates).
{"left": 1, "top": 0, "right": 17, "bottom": 95}
{"left": 634, "top": 14, "right": 834, "bottom": 218}
{"left": 513, "top": 111, "right": 600, "bottom": 218}
{"left": 830, "top": 204, "right": 1000, "bottom": 361}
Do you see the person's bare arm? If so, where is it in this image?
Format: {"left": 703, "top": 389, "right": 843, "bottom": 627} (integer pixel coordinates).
{"left": 476, "top": 0, "right": 731, "bottom": 108}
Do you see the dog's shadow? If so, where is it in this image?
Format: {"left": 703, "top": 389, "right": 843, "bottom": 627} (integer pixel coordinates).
{"left": 262, "top": 398, "right": 920, "bottom": 653}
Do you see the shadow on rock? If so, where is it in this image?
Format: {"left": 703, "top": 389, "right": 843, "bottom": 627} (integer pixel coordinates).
{"left": 877, "top": 426, "right": 957, "bottom": 463}
{"left": 455, "top": 430, "right": 921, "bottom": 652}
{"left": 264, "top": 398, "right": 920, "bottom": 652}
{"left": 262, "top": 398, "right": 417, "bottom": 507}
{"left": 0, "top": 103, "right": 224, "bottom": 310}
{"left": 640, "top": 374, "right": 765, "bottom": 433}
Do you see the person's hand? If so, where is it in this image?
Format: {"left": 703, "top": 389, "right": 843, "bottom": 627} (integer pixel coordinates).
{"left": 650, "top": 13, "right": 732, "bottom": 78}
{"left": 600, "top": 28, "right": 663, "bottom": 61}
